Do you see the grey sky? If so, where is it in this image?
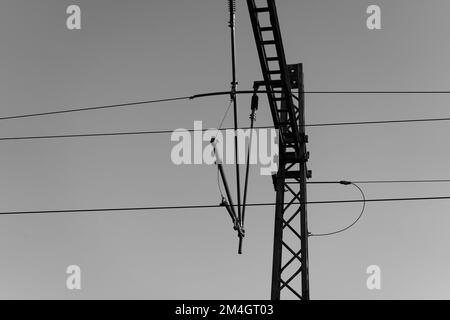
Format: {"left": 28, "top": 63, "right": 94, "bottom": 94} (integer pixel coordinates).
{"left": 0, "top": 0, "right": 449, "bottom": 299}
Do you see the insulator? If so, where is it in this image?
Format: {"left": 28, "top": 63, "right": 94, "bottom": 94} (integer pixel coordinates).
{"left": 251, "top": 94, "right": 259, "bottom": 111}
{"left": 228, "top": 0, "right": 236, "bottom": 14}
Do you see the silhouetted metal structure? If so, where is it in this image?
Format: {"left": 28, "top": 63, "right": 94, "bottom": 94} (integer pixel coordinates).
{"left": 228, "top": 0, "right": 244, "bottom": 254}
{"left": 247, "top": 0, "right": 311, "bottom": 300}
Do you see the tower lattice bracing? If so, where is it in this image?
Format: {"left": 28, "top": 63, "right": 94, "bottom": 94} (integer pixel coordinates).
{"left": 247, "top": 0, "right": 310, "bottom": 300}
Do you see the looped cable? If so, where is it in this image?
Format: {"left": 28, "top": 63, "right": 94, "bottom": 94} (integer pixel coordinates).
{"left": 309, "top": 182, "right": 366, "bottom": 237}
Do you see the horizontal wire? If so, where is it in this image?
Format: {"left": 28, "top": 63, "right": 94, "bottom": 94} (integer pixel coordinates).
{"left": 1, "top": 196, "right": 450, "bottom": 216}
{"left": 306, "top": 117, "right": 450, "bottom": 127}
{"left": 2, "top": 89, "right": 450, "bottom": 123}
{"left": 343, "top": 179, "right": 450, "bottom": 184}
{"left": 307, "top": 179, "right": 450, "bottom": 185}
{"left": 0, "top": 96, "right": 191, "bottom": 122}
{"left": 2, "top": 116, "right": 450, "bottom": 141}
{"left": 0, "top": 130, "right": 168, "bottom": 141}
{"left": 190, "top": 90, "right": 450, "bottom": 100}
{"left": 302, "top": 91, "right": 450, "bottom": 94}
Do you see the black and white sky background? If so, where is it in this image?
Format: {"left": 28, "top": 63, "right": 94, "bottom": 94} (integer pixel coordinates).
{"left": 0, "top": 0, "right": 450, "bottom": 299}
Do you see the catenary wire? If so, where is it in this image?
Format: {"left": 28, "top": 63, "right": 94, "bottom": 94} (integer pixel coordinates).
{"left": 1, "top": 195, "right": 450, "bottom": 216}
{"left": 3, "top": 89, "right": 450, "bottom": 122}
{"left": 189, "top": 90, "right": 450, "bottom": 100}
{"left": 306, "top": 179, "right": 450, "bottom": 185}
{"left": 0, "top": 96, "right": 192, "bottom": 121}
{"left": 3, "top": 116, "right": 450, "bottom": 142}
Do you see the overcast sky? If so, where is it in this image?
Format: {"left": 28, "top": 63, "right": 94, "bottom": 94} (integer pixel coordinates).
{"left": 0, "top": 0, "right": 450, "bottom": 299}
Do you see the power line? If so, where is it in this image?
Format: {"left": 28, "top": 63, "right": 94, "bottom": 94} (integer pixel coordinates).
{"left": 306, "top": 117, "right": 450, "bottom": 127}
{"left": 0, "top": 91, "right": 288, "bottom": 122}
{"left": 1, "top": 195, "right": 450, "bottom": 216}
{"left": 190, "top": 90, "right": 450, "bottom": 100}
{"left": 0, "top": 130, "right": 171, "bottom": 141}
{"left": 351, "top": 179, "right": 450, "bottom": 184}
{"left": 302, "top": 91, "right": 450, "bottom": 94}
{"left": 308, "top": 179, "right": 450, "bottom": 185}
{"left": 309, "top": 183, "right": 366, "bottom": 237}
{"left": 3, "top": 115, "right": 450, "bottom": 142}
{"left": 3, "top": 89, "right": 450, "bottom": 122}
{"left": 0, "top": 96, "right": 191, "bottom": 122}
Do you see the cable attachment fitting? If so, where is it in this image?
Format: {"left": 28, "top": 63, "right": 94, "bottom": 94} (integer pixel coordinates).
{"left": 220, "top": 196, "right": 227, "bottom": 206}
{"left": 230, "top": 82, "right": 239, "bottom": 100}
{"left": 239, "top": 227, "right": 245, "bottom": 238}
{"left": 211, "top": 137, "right": 217, "bottom": 163}
{"left": 211, "top": 137, "right": 224, "bottom": 165}
{"left": 235, "top": 222, "right": 245, "bottom": 239}
{"left": 220, "top": 196, "right": 245, "bottom": 239}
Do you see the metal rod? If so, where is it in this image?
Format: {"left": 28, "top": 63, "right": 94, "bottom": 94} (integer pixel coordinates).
{"left": 213, "top": 137, "right": 243, "bottom": 253}
{"left": 238, "top": 236, "right": 243, "bottom": 255}
{"left": 241, "top": 92, "right": 259, "bottom": 228}
{"left": 241, "top": 123, "right": 254, "bottom": 227}
{"left": 229, "top": 0, "right": 242, "bottom": 228}
{"left": 237, "top": 95, "right": 257, "bottom": 256}
{"left": 217, "top": 163, "right": 237, "bottom": 219}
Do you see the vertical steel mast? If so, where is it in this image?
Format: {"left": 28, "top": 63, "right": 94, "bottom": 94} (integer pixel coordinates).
{"left": 247, "top": 0, "right": 311, "bottom": 299}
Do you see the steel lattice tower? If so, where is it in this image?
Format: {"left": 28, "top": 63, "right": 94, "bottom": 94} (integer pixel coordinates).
{"left": 247, "top": 0, "right": 311, "bottom": 300}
